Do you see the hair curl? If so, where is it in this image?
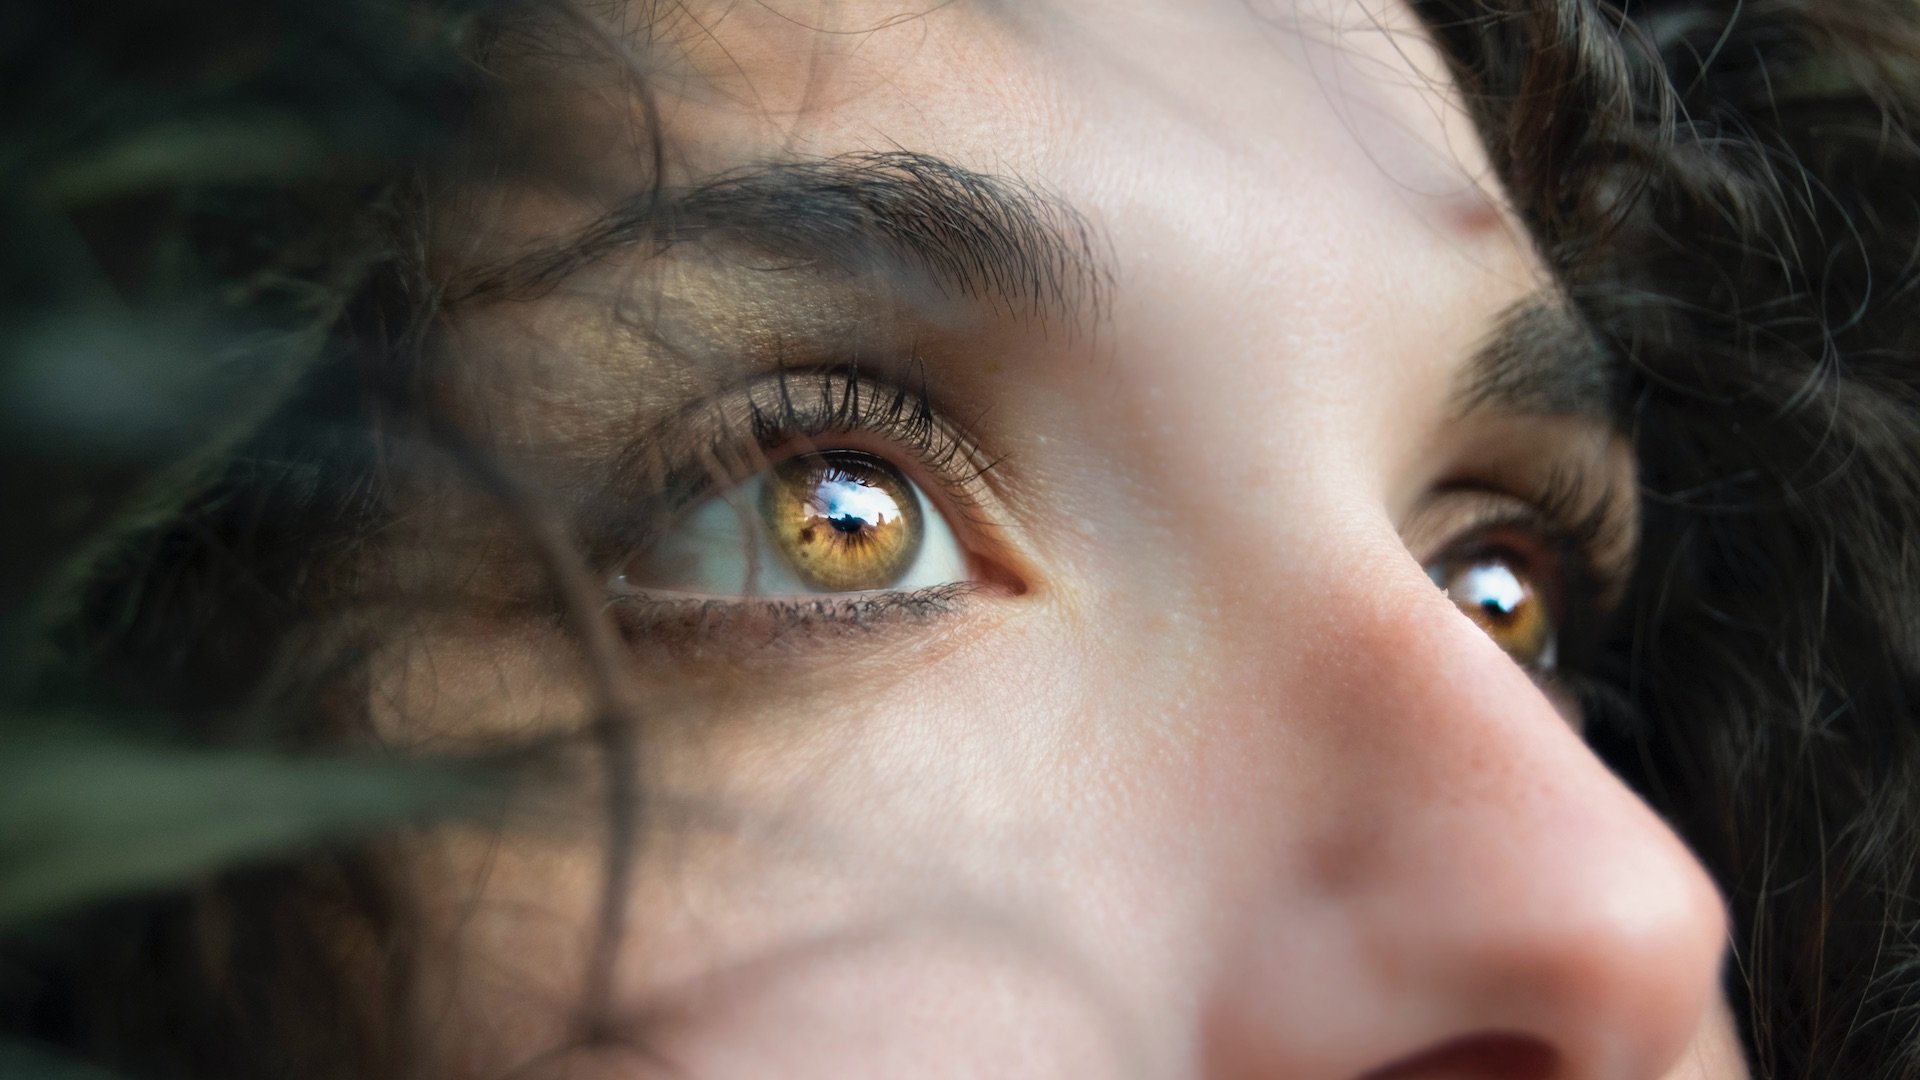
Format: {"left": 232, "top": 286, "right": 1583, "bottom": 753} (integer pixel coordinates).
{"left": 1418, "top": 2, "right": 1920, "bottom": 1075}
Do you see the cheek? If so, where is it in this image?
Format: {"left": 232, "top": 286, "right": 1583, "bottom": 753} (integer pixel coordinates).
{"left": 403, "top": 610, "right": 1222, "bottom": 1075}
{"left": 573, "top": 930, "right": 1133, "bottom": 1080}
{"left": 1664, "top": 997, "right": 1750, "bottom": 1080}
{"left": 394, "top": 559, "right": 1741, "bottom": 1080}
{"left": 365, "top": 620, "right": 598, "bottom": 746}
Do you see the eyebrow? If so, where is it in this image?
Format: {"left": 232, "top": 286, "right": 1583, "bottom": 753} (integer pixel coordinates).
{"left": 454, "top": 150, "right": 1113, "bottom": 323}
{"left": 1452, "top": 298, "right": 1616, "bottom": 420}
{"left": 458, "top": 152, "right": 1606, "bottom": 419}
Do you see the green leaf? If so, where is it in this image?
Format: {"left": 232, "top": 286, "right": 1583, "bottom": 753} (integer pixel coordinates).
{"left": 38, "top": 114, "right": 331, "bottom": 206}
{"left": 0, "top": 728, "right": 483, "bottom": 928}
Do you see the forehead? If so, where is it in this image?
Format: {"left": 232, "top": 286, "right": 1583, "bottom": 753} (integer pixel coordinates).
{"left": 482, "top": 0, "right": 1510, "bottom": 244}
{"left": 651, "top": 0, "right": 1473, "bottom": 171}
{"left": 448, "top": 0, "right": 1558, "bottom": 505}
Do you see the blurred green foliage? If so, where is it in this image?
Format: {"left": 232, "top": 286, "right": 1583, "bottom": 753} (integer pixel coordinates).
{"left": 1, "top": 0, "right": 503, "bottom": 1074}
{"left": 0, "top": 728, "right": 480, "bottom": 929}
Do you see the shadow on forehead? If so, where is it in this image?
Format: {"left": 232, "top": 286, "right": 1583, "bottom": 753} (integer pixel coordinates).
{"left": 599, "top": 0, "right": 1051, "bottom": 111}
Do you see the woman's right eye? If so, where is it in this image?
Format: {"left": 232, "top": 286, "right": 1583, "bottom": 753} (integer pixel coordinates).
{"left": 618, "top": 448, "right": 974, "bottom": 598}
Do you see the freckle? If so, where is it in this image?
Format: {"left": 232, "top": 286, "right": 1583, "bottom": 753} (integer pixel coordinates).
{"left": 799, "top": 527, "right": 815, "bottom": 543}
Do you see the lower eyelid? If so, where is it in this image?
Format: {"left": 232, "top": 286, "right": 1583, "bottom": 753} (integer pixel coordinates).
{"left": 605, "top": 582, "right": 986, "bottom": 652}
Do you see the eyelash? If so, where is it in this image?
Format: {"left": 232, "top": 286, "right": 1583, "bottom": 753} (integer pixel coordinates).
{"left": 605, "top": 582, "right": 982, "bottom": 648}
{"left": 747, "top": 362, "right": 995, "bottom": 509}
{"left": 1429, "top": 467, "right": 1632, "bottom": 681}
{"left": 596, "top": 366, "right": 1636, "bottom": 673}
{"left": 597, "top": 363, "right": 999, "bottom": 634}
{"left": 630, "top": 362, "right": 992, "bottom": 520}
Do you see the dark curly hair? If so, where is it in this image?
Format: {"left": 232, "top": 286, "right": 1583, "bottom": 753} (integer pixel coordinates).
{"left": 1418, "top": 2, "right": 1920, "bottom": 1075}
{"left": 6, "top": 1, "right": 1920, "bottom": 1078}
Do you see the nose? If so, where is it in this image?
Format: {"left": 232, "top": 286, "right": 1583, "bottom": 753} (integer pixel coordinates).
{"left": 1199, "top": 553, "right": 1731, "bottom": 1080}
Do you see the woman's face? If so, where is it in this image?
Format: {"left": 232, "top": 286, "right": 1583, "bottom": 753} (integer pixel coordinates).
{"left": 389, "top": 1, "right": 1749, "bottom": 1076}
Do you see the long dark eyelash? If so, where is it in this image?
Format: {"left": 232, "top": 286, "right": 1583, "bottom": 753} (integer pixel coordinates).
{"left": 585, "top": 359, "right": 993, "bottom": 569}
{"left": 1463, "top": 467, "right": 1628, "bottom": 586}
{"left": 1527, "top": 465, "right": 1634, "bottom": 589}
{"left": 1527, "top": 468, "right": 1637, "bottom": 680}
{"left": 1516, "top": 469, "right": 1651, "bottom": 735}
{"left": 744, "top": 360, "right": 985, "bottom": 494}
{"left": 1433, "top": 464, "right": 1636, "bottom": 684}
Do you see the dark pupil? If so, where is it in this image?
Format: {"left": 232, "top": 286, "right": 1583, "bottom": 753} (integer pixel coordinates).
{"left": 828, "top": 511, "right": 868, "bottom": 535}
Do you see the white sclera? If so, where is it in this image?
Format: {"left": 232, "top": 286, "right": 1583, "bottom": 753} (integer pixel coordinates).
{"left": 1429, "top": 557, "right": 1559, "bottom": 672}
{"left": 636, "top": 471, "right": 969, "bottom": 597}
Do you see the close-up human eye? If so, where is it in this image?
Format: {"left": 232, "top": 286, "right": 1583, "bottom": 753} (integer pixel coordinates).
{"left": 1425, "top": 542, "right": 1561, "bottom": 673}
{"left": 618, "top": 446, "right": 970, "bottom": 598}
{"left": 594, "top": 365, "right": 1019, "bottom": 639}
{"left": 1411, "top": 469, "right": 1629, "bottom": 681}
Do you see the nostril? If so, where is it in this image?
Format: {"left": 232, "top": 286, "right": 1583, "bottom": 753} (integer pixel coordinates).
{"left": 1361, "top": 1033, "right": 1558, "bottom": 1080}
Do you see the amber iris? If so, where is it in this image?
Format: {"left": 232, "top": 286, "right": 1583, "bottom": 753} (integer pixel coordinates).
{"left": 1431, "top": 556, "right": 1554, "bottom": 669}
{"left": 761, "top": 450, "right": 925, "bottom": 592}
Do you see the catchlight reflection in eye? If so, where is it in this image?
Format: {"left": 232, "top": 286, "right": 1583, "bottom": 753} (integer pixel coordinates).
{"left": 764, "top": 452, "right": 924, "bottom": 591}
{"left": 1427, "top": 555, "right": 1557, "bottom": 671}
{"left": 634, "top": 450, "right": 970, "bottom": 596}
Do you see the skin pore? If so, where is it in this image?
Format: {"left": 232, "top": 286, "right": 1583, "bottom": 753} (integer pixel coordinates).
{"left": 376, "top": 1, "right": 1752, "bottom": 1076}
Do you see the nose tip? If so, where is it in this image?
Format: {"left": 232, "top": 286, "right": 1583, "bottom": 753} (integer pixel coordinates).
{"left": 1439, "top": 821, "right": 1731, "bottom": 1078}
{"left": 1304, "top": 783, "right": 1732, "bottom": 1080}
{"left": 1203, "top": 573, "right": 1734, "bottom": 1080}
{"left": 1353, "top": 588, "right": 1733, "bottom": 1079}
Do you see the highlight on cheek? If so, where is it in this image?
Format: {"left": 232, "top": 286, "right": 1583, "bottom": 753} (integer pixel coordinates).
{"left": 764, "top": 451, "right": 924, "bottom": 591}
{"left": 1428, "top": 556, "right": 1556, "bottom": 671}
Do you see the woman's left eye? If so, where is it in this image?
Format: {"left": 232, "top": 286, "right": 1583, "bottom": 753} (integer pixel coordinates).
{"left": 622, "top": 449, "right": 971, "bottom": 596}
{"left": 1426, "top": 552, "right": 1559, "bottom": 672}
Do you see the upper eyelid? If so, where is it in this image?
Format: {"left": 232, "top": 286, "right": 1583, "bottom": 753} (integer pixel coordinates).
{"left": 1414, "top": 484, "right": 1631, "bottom": 614}
{"left": 753, "top": 368, "right": 991, "bottom": 494}
{"left": 603, "top": 582, "right": 993, "bottom": 660}
{"left": 724, "top": 366, "right": 997, "bottom": 516}
{"left": 584, "top": 365, "right": 1001, "bottom": 564}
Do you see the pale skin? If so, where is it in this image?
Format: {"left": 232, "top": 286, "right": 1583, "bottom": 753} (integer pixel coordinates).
{"left": 376, "top": 1, "right": 1753, "bottom": 1076}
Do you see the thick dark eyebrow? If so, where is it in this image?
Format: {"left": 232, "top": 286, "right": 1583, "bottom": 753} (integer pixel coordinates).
{"left": 453, "top": 150, "right": 1112, "bottom": 322}
{"left": 1452, "top": 297, "right": 1615, "bottom": 419}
